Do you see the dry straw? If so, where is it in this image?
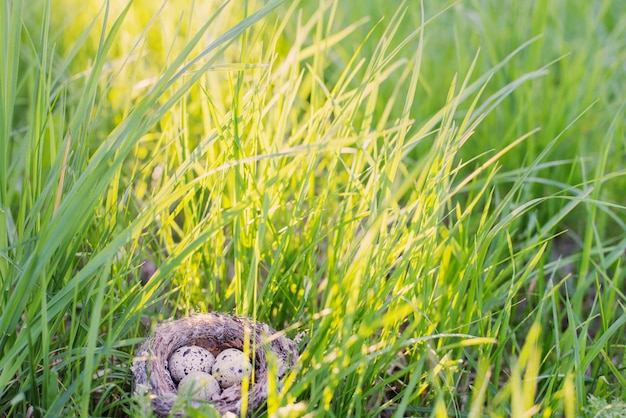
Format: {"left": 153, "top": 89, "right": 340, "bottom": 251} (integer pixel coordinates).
{"left": 132, "top": 313, "right": 299, "bottom": 416}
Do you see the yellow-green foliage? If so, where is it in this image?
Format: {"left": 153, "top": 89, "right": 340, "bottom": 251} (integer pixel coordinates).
{"left": 1, "top": 0, "right": 624, "bottom": 416}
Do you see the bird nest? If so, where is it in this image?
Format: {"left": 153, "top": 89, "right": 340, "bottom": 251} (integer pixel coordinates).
{"left": 131, "top": 313, "right": 299, "bottom": 417}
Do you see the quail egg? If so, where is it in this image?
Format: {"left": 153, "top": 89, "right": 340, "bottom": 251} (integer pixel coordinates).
{"left": 177, "top": 371, "right": 221, "bottom": 401}
{"left": 168, "top": 345, "right": 216, "bottom": 383}
{"left": 212, "top": 348, "right": 252, "bottom": 388}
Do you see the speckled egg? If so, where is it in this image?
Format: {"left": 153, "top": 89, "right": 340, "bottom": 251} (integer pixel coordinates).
{"left": 168, "top": 345, "right": 216, "bottom": 383}
{"left": 212, "top": 348, "right": 252, "bottom": 388}
{"left": 177, "top": 371, "right": 221, "bottom": 401}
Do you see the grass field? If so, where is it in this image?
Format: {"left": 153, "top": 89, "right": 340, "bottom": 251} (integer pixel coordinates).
{"left": 1, "top": 0, "right": 625, "bottom": 416}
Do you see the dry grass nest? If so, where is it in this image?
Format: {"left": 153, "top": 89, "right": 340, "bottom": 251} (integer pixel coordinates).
{"left": 131, "top": 313, "right": 299, "bottom": 417}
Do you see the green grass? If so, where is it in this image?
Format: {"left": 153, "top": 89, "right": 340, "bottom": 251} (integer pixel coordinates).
{"left": 1, "top": 0, "right": 625, "bottom": 416}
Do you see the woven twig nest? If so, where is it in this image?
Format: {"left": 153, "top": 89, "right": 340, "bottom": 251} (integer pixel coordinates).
{"left": 132, "top": 313, "right": 299, "bottom": 417}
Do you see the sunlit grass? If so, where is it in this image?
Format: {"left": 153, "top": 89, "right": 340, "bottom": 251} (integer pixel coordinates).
{"left": 1, "top": 0, "right": 625, "bottom": 416}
